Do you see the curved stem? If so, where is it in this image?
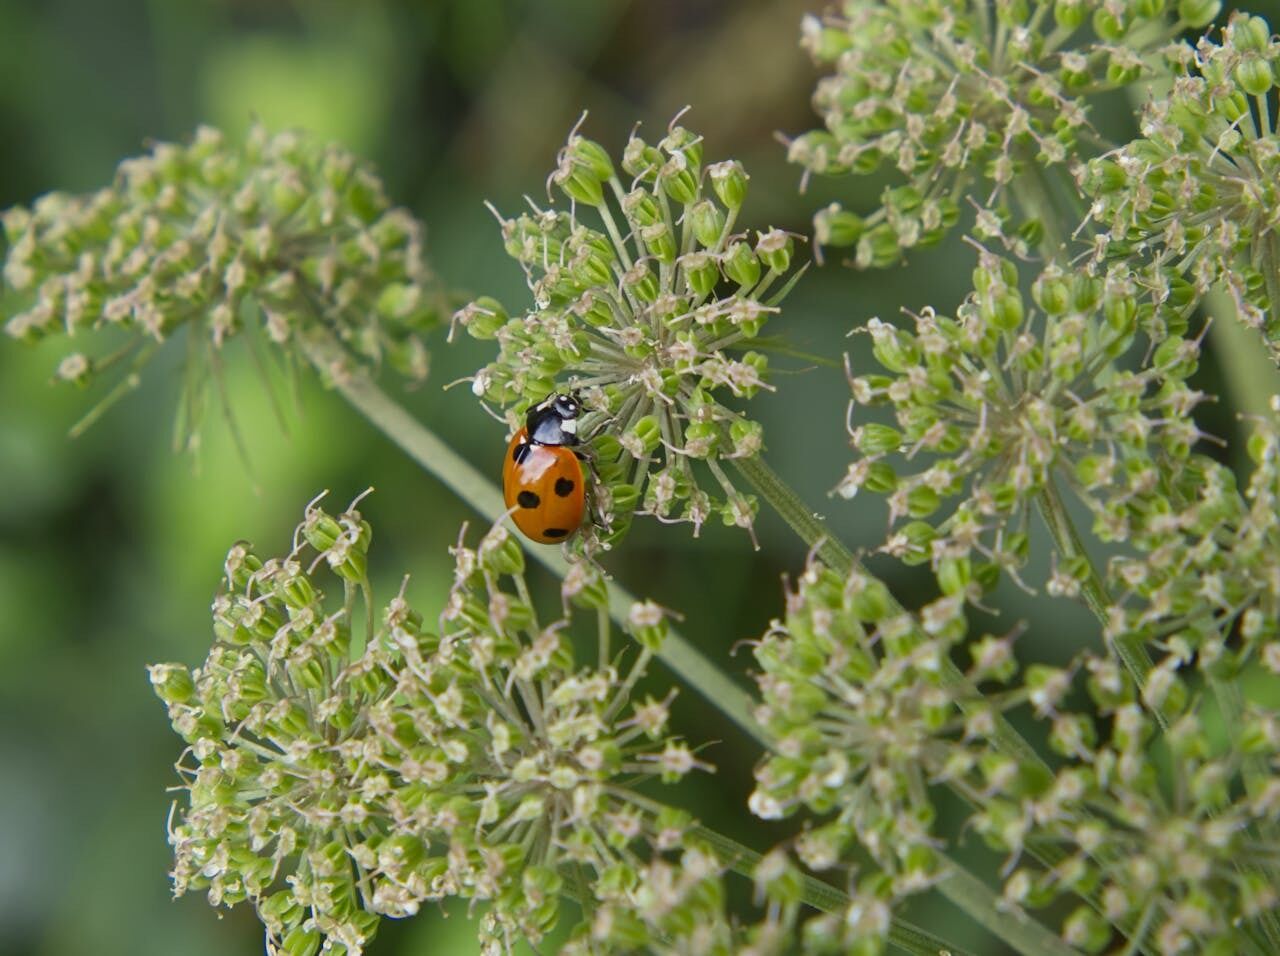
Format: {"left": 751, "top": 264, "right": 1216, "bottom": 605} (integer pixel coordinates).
{"left": 299, "top": 328, "right": 767, "bottom": 748}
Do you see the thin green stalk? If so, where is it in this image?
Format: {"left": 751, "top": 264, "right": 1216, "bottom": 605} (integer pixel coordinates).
{"left": 935, "top": 857, "right": 1080, "bottom": 956}
{"left": 1212, "top": 673, "right": 1280, "bottom": 950}
{"left": 1010, "top": 165, "right": 1066, "bottom": 258}
{"left": 1210, "top": 676, "right": 1268, "bottom": 799}
{"left": 1205, "top": 286, "right": 1280, "bottom": 420}
{"left": 1034, "top": 484, "right": 1165, "bottom": 729}
{"left": 1008, "top": 132, "right": 1165, "bottom": 724}
{"left": 298, "top": 329, "right": 766, "bottom": 747}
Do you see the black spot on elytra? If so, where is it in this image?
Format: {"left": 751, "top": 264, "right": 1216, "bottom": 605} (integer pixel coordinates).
{"left": 517, "top": 490, "right": 540, "bottom": 509}
{"left": 554, "top": 477, "right": 575, "bottom": 497}
{"left": 543, "top": 527, "right": 569, "bottom": 539}
{"left": 512, "top": 442, "right": 531, "bottom": 464}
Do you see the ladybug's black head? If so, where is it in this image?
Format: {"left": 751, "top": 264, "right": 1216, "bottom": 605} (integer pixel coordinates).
{"left": 549, "top": 392, "right": 582, "bottom": 421}
{"left": 526, "top": 391, "right": 584, "bottom": 446}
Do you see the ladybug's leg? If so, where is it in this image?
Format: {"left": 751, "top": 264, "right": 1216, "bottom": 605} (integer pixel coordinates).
{"left": 574, "top": 448, "right": 614, "bottom": 531}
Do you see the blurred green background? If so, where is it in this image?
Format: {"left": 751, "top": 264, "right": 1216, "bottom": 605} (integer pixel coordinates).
{"left": 1, "top": 1, "right": 1277, "bottom": 955}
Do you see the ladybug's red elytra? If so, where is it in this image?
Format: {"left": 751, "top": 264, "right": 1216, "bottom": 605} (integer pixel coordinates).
{"left": 503, "top": 393, "right": 588, "bottom": 544}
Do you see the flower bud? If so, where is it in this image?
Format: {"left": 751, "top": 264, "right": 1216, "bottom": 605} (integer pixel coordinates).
{"left": 149, "top": 663, "right": 195, "bottom": 704}
{"left": 1031, "top": 273, "right": 1071, "bottom": 314}
{"left": 551, "top": 164, "right": 604, "bottom": 209}
{"left": 620, "top": 187, "right": 659, "bottom": 230}
{"left": 1062, "top": 906, "right": 1111, "bottom": 952}
{"left": 707, "top": 160, "right": 748, "bottom": 209}
{"left": 721, "top": 241, "right": 762, "bottom": 288}
{"left": 478, "top": 526, "right": 524, "bottom": 576}
{"left": 639, "top": 221, "right": 677, "bottom": 263}
{"left": 895, "top": 520, "right": 936, "bottom": 565}
{"left": 607, "top": 482, "right": 640, "bottom": 518}
{"left": 627, "top": 415, "right": 662, "bottom": 455}
{"left": 627, "top": 599, "right": 668, "bottom": 650}
{"left": 1178, "top": 0, "right": 1221, "bottom": 27}
{"left": 1236, "top": 58, "right": 1274, "bottom": 96}
{"left": 660, "top": 125, "right": 703, "bottom": 168}
{"left": 1091, "top": 7, "right": 1129, "bottom": 41}
{"left": 683, "top": 421, "right": 719, "bottom": 458}
{"left": 980, "top": 288, "right": 1024, "bottom": 331}
{"left": 936, "top": 556, "right": 971, "bottom": 597}
{"left": 621, "top": 135, "right": 662, "bottom": 182}
{"left": 804, "top": 12, "right": 857, "bottom": 62}
{"left": 855, "top": 423, "right": 902, "bottom": 455}
{"left": 755, "top": 229, "right": 794, "bottom": 272}
{"left": 1228, "top": 13, "right": 1272, "bottom": 53}
{"left": 729, "top": 419, "right": 763, "bottom": 456}
{"left": 678, "top": 251, "right": 718, "bottom": 298}
{"left": 813, "top": 203, "right": 865, "bottom": 247}
{"left": 567, "top": 136, "right": 614, "bottom": 181}
{"left": 281, "top": 926, "right": 322, "bottom": 956}
{"left": 658, "top": 152, "right": 699, "bottom": 205}
{"left": 1084, "top": 158, "right": 1128, "bottom": 194}
{"left": 687, "top": 199, "right": 725, "bottom": 248}
{"left": 622, "top": 261, "right": 658, "bottom": 303}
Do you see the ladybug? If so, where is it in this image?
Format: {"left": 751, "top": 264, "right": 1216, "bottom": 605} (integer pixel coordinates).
{"left": 503, "top": 392, "right": 588, "bottom": 544}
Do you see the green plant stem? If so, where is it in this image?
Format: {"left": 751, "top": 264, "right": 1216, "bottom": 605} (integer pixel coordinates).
{"left": 1011, "top": 152, "right": 1158, "bottom": 712}
{"left": 1210, "top": 676, "right": 1268, "bottom": 799}
{"left": 935, "top": 858, "right": 1081, "bottom": 956}
{"left": 1034, "top": 484, "right": 1165, "bottom": 728}
{"left": 688, "top": 825, "right": 977, "bottom": 956}
{"left": 1205, "top": 287, "right": 1280, "bottom": 420}
{"left": 298, "top": 329, "right": 766, "bottom": 748}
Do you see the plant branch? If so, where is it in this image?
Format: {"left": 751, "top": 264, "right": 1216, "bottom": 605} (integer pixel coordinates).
{"left": 936, "top": 857, "right": 1080, "bottom": 956}
{"left": 1034, "top": 484, "right": 1166, "bottom": 729}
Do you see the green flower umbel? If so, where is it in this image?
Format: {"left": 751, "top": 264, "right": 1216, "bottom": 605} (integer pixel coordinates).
{"left": 750, "top": 554, "right": 1280, "bottom": 954}
{"left": 151, "top": 495, "right": 709, "bottom": 955}
{"left": 839, "top": 251, "right": 1205, "bottom": 594}
{"left": 792, "top": 0, "right": 1214, "bottom": 265}
{"left": 455, "top": 119, "right": 803, "bottom": 545}
{"left": 749, "top": 556, "right": 1013, "bottom": 954}
{"left": 1083, "top": 12, "right": 1280, "bottom": 363}
{"left": 1105, "top": 400, "right": 1280, "bottom": 681}
{"left": 2, "top": 125, "right": 444, "bottom": 448}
